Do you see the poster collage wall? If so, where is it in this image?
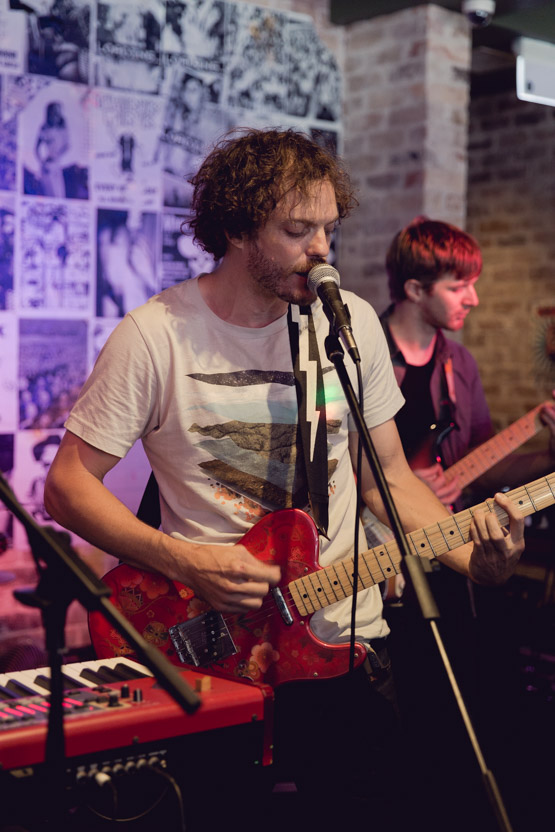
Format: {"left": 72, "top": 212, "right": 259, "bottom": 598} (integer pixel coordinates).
{"left": 0, "top": 0, "right": 342, "bottom": 553}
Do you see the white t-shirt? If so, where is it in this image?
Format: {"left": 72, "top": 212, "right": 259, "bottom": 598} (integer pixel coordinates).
{"left": 66, "top": 277, "right": 404, "bottom": 643}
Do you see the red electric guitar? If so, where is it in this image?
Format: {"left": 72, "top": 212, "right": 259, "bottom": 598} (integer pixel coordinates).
{"left": 89, "top": 472, "right": 555, "bottom": 688}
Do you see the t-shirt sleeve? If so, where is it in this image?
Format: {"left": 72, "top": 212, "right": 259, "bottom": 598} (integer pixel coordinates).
{"left": 65, "top": 314, "right": 159, "bottom": 458}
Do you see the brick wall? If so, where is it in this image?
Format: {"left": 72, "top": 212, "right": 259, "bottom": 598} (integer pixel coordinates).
{"left": 339, "top": 5, "right": 471, "bottom": 313}
{"left": 465, "top": 93, "right": 555, "bottom": 431}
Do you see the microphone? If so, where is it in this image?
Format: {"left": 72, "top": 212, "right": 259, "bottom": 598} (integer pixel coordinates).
{"left": 307, "top": 263, "right": 360, "bottom": 363}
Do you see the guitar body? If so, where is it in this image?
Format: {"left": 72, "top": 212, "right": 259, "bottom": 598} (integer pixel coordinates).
{"left": 89, "top": 509, "right": 367, "bottom": 688}
{"left": 407, "top": 419, "right": 457, "bottom": 470}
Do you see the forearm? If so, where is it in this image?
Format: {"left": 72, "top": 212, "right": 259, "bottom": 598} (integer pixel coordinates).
{"left": 365, "top": 468, "right": 450, "bottom": 536}
{"left": 362, "top": 465, "right": 519, "bottom": 584}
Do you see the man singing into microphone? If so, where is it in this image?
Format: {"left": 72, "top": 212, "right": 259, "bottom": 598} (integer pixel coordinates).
{"left": 44, "top": 129, "right": 525, "bottom": 832}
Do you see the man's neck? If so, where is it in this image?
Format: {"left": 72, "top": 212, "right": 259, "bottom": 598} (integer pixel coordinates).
{"left": 387, "top": 302, "right": 438, "bottom": 366}
{"left": 198, "top": 263, "right": 288, "bottom": 328}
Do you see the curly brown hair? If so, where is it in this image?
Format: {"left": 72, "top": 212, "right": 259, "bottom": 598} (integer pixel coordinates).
{"left": 186, "top": 128, "right": 357, "bottom": 260}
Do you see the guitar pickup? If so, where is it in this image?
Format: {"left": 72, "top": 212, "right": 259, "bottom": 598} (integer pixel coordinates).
{"left": 169, "top": 611, "right": 237, "bottom": 667}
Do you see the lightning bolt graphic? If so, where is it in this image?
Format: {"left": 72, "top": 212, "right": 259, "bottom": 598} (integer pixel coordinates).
{"left": 292, "top": 306, "right": 319, "bottom": 460}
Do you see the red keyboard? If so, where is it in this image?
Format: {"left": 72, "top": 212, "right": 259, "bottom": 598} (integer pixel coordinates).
{"left": 0, "top": 657, "right": 274, "bottom": 770}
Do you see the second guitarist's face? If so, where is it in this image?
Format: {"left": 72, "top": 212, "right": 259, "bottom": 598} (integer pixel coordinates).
{"left": 421, "top": 272, "right": 479, "bottom": 332}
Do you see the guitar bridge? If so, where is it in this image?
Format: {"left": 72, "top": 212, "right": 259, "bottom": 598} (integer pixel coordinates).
{"left": 169, "top": 611, "right": 237, "bottom": 667}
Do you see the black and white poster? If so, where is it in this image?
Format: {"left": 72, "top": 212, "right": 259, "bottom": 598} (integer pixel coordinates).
{"left": 161, "top": 209, "right": 214, "bottom": 289}
{"left": 18, "top": 317, "right": 88, "bottom": 430}
{"left": 95, "top": 0, "right": 164, "bottom": 94}
{"left": 20, "top": 199, "right": 91, "bottom": 310}
{"left": 19, "top": 79, "right": 90, "bottom": 200}
{"left": 89, "top": 317, "right": 118, "bottom": 367}
{"left": 0, "top": 191, "right": 15, "bottom": 309}
{"left": 96, "top": 207, "right": 158, "bottom": 317}
{"left": 91, "top": 86, "right": 164, "bottom": 208}
{"left": 223, "top": 5, "right": 288, "bottom": 114}
{"left": 21, "top": 0, "right": 91, "bottom": 84}
{"left": 0, "top": 1, "right": 26, "bottom": 75}
{"left": 285, "top": 17, "right": 341, "bottom": 122}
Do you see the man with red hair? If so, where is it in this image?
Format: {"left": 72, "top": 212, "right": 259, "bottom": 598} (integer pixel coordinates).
{"left": 381, "top": 215, "right": 555, "bottom": 506}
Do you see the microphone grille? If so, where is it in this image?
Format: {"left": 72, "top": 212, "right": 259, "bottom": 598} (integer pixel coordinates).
{"left": 307, "top": 263, "right": 340, "bottom": 292}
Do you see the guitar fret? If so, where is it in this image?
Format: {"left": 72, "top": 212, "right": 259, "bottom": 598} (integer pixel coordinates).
{"left": 301, "top": 576, "right": 324, "bottom": 611}
{"left": 354, "top": 553, "right": 377, "bottom": 590}
{"left": 452, "top": 512, "right": 467, "bottom": 541}
{"left": 325, "top": 565, "right": 348, "bottom": 601}
{"left": 444, "top": 403, "right": 546, "bottom": 489}
{"left": 328, "top": 564, "right": 351, "bottom": 600}
{"left": 524, "top": 485, "right": 537, "bottom": 512}
{"left": 289, "top": 577, "right": 317, "bottom": 615}
{"left": 318, "top": 566, "right": 343, "bottom": 603}
{"left": 384, "top": 541, "right": 403, "bottom": 575}
{"left": 434, "top": 515, "right": 465, "bottom": 550}
{"left": 361, "top": 547, "right": 397, "bottom": 585}
{"left": 339, "top": 559, "right": 354, "bottom": 590}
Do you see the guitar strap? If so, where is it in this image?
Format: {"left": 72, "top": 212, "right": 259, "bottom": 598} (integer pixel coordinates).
{"left": 287, "top": 304, "right": 329, "bottom": 537}
{"left": 438, "top": 356, "right": 458, "bottom": 426}
{"left": 137, "top": 470, "right": 161, "bottom": 529}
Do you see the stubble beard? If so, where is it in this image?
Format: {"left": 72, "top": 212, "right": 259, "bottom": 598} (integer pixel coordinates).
{"left": 246, "top": 240, "right": 321, "bottom": 307}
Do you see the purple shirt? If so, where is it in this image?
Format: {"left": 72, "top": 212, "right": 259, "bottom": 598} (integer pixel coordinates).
{"left": 380, "top": 305, "right": 493, "bottom": 470}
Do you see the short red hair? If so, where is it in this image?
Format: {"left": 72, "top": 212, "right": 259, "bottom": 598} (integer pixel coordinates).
{"left": 386, "top": 216, "right": 482, "bottom": 302}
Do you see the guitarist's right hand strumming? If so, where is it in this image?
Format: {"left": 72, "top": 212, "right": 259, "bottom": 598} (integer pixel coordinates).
{"left": 170, "top": 536, "right": 281, "bottom": 614}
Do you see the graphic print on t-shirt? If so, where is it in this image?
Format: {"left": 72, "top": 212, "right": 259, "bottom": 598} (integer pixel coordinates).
{"left": 187, "top": 368, "right": 339, "bottom": 512}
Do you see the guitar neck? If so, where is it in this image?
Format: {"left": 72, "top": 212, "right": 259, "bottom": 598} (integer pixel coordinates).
{"left": 444, "top": 403, "right": 547, "bottom": 489}
{"left": 289, "top": 472, "right": 555, "bottom": 616}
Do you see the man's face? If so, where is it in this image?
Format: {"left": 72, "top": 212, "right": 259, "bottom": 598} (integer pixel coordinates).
{"left": 421, "top": 273, "right": 479, "bottom": 331}
{"left": 243, "top": 179, "right": 339, "bottom": 307}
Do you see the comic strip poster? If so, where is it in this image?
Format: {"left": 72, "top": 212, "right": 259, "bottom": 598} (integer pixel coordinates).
{"left": 0, "top": 2, "right": 26, "bottom": 75}
{"left": 96, "top": 207, "right": 159, "bottom": 317}
{"left": 0, "top": 313, "right": 17, "bottom": 432}
{"left": 18, "top": 317, "right": 87, "bottom": 431}
{"left": 20, "top": 199, "right": 92, "bottom": 311}
{"left": 95, "top": 0, "right": 164, "bottom": 94}
{"left": 19, "top": 0, "right": 91, "bottom": 84}
{"left": 0, "top": 76, "right": 17, "bottom": 193}
{"left": 223, "top": 5, "right": 289, "bottom": 114}
{"left": 158, "top": 63, "right": 232, "bottom": 209}
{"left": 19, "top": 79, "right": 90, "bottom": 201}
{"left": 161, "top": 209, "right": 213, "bottom": 289}
{"left": 90, "top": 87, "right": 164, "bottom": 209}
{"left": 285, "top": 17, "right": 341, "bottom": 123}
{"left": 0, "top": 191, "right": 15, "bottom": 309}
{"left": 162, "top": 0, "right": 226, "bottom": 71}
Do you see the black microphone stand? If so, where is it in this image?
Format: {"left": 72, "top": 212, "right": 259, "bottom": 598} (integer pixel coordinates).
{"left": 324, "top": 331, "right": 514, "bottom": 832}
{"left": 0, "top": 472, "right": 200, "bottom": 825}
